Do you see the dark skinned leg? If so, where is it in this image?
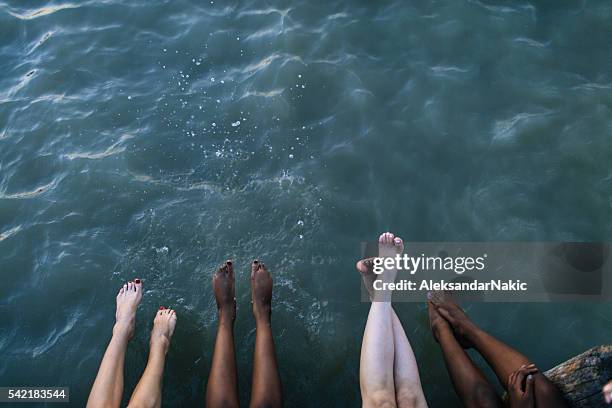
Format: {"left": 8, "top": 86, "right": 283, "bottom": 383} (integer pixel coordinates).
{"left": 206, "top": 261, "right": 240, "bottom": 408}
{"left": 429, "top": 292, "right": 569, "bottom": 408}
{"left": 429, "top": 302, "right": 502, "bottom": 408}
{"left": 249, "top": 261, "right": 282, "bottom": 408}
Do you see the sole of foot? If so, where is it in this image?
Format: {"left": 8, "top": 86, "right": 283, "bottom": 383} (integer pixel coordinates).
{"left": 151, "top": 307, "right": 177, "bottom": 353}
{"left": 213, "top": 260, "right": 236, "bottom": 321}
{"left": 114, "top": 279, "right": 143, "bottom": 339}
{"left": 356, "top": 257, "right": 377, "bottom": 300}
{"left": 251, "top": 260, "right": 272, "bottom": 323}
{"left": 428, "top": 290, "right": 476, "bottom": 348}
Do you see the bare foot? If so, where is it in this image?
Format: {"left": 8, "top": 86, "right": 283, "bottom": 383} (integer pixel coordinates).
{"left": 378, "top": 232, "right": 404, "bottom": 280}
{"left": 251, "top": 260, "right": 272, "bottom": 323}
{"left": 356, "top": 257, "right": 377, "bottom": 300}
{"left": 373, "top": 232, "right": 404, "bottom": 301}
{"left": 213, "top": 260, "right": 236, "bottom": 322}
{"left": 114, "top": 279, "right": 143, "bottom": 339}
{"left": 355, "top": 232, "right": 405, "bottom": 292}
{"left": 428, "top": 301, "right": 452, "bottom": 343}
{"left": 428, "top": 291, "right": 477, "bottom": 348}
{"left": 150, "top": 307, "right": 177, "bottom": 353}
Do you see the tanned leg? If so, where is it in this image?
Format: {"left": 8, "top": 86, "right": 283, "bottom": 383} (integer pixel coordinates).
{"left": 428, "top": 301, "right": 501, "bottom": 408}
{"left": 429, "top": 292, "right": 569, "bottom": 408}
{"left": 206, "top": 261, "right": 240, "bottom": 408}
{"left": 249, "top": 260, "right": 282, "bottom": 408}
{"left": 87, "top": 280, "right": 143, "bottom": 408}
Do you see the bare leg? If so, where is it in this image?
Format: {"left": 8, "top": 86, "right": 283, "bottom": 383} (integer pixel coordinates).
{"left": 428, "top": 302, "right": 501, "bottom": 408}
{"left": 360, "top": 232, "right": 403, "bottom": 408}
{"left": 361, "top": 301, "right": 396, "bottom": 408}
{"left": 249, "top": 260, "right": 282, "bottom": 408}
{"left": 357, "top": 257, "right": 427, "bottom": 408}
{"left": 430, "top": 292, "right": 569, "bottom": 408}
{"left": 206, "top": 261, "right": 240, "bottom": 408}
{"left": 128, "top": 307, "right": 177, "bottom": 408}
{"left": 391, "top": 312, "right": 428, "bottom": 408}
{"left": 87, "top": 280, "right": 143, "bottom": 408}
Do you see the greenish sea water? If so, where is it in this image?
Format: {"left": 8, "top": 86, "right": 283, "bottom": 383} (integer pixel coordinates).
{"left": 1, "top": 0, "right": 611, "bottom": 406}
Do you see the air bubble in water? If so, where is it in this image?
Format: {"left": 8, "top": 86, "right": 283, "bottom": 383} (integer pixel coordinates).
{"left": 155, "top": 246, "right": 169, "bottom": 255}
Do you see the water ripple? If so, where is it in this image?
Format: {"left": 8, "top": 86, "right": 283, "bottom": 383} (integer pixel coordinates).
{"left": 1, "top": 0, "right": 612, "bottom": 405}
{"left": 0, "top": 225, "right": 22, "bottom": 242}
{"left": 4, "top": 3, "right": 81, "bottom": 20}
{"left": 0, "top": 178, "right": 61, "bottom": 200}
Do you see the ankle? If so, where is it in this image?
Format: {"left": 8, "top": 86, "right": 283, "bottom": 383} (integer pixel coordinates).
{"left": 253, "top": 303, "right": 271, "bottom": 321}
{"left": 254, "top": 312, "right": 271, "bottom": 327}
{"left": 461, "top": 321, "right": 481, "bottom": 341}
{"left": 112, "top": 321, "right": 133, "bottom": 339}
{"left": 150, "top": 335, "right": 170, "bottom": 353}
{"left": 432, "top": 319, "right": 452, "bottom": 340}
{"left": 372, "top": 290, "right": 393, "bottom": 302}
{"left": 219, "top": 311, "right": 235, "bottom": 327}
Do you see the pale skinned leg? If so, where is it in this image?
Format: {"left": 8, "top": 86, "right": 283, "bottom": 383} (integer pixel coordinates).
{"left": 128, "top": 308, "right": 177, "bottom": 408}
{"left": 391, "top": 312, "right": 428, "bottom": 408}
{"left": 361, "top": 301, "right": 397, "bottom": 408}
{"left": 87, "top": 330, "right": 130, "bottom": 408}
{"left": 360, "top": 232, "right": 410, "bottom": 408}
{"left": 87, "top": 280, "right": 143, "bottom": 408}
{"left": 357, "top": 249, "right": 427, "bottom": 408}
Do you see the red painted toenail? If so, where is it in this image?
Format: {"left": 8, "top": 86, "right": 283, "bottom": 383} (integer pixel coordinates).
{"left": 135, "top": 279, "right": 141, "bottom": 284}
{"left": 159, "top": 306, "right": 165, "bottom": 310}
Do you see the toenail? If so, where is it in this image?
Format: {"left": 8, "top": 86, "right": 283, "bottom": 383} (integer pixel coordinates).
{"left": 226, "top": 260, "right": 232, "bottom": 266}
{"left": 135, "top": 279, "right": 141, "bottom": 284}
{"left": 159, "top": 306, "right": 165, "bottom": 310}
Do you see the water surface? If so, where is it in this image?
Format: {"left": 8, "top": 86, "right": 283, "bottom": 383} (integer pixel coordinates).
{"left": 1, "top": 0, "right": 612, "bottom": 406}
